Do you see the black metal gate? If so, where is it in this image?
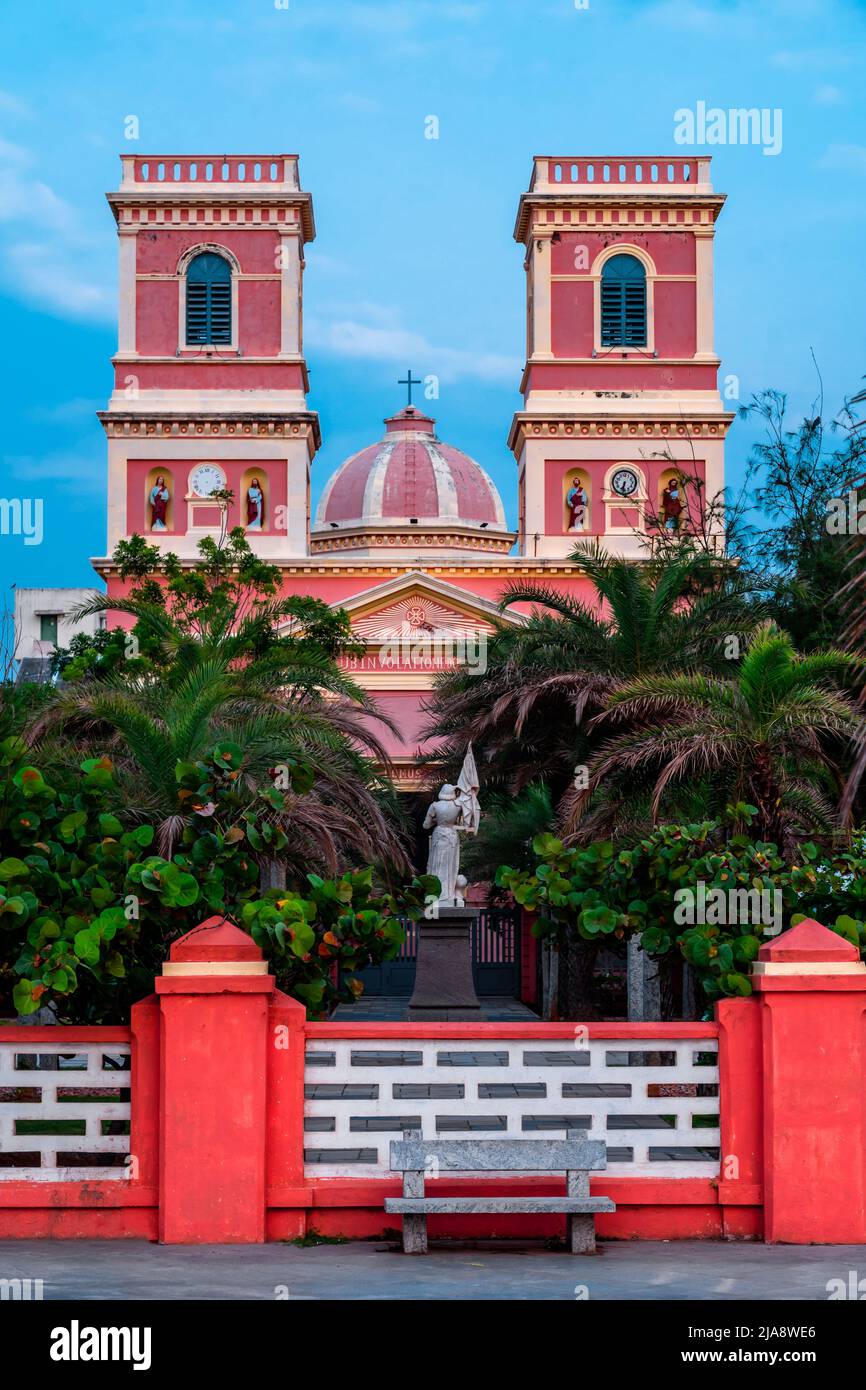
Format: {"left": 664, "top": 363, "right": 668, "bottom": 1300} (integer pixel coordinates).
{"left": 350, "top": 909, "right": 521, "bottom": 998}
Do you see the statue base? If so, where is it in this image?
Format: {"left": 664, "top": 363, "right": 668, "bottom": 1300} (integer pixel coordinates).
{"left": 408, "top": 907, "right": 485, "bottom": 1021}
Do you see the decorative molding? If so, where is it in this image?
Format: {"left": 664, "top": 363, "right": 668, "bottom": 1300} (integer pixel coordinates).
{"left": 522, "top": 355, "right": 718, "bottom": 365}
{"left": 509, "top": 413, "right": 734, "bottom": 450}
{"left": 175, "top": 241, "right": 241, "bottom": 276}
{"left": 515, "top": 196, "right": 725, "bottom": 242}
{"left": 310, "top": 529, "right": 515, "bottom": 554}
{"left": 99, "top": 411, "right": 320, "bottom": 445}
{"left": 108, "top": 195, "right": 314, "bottom": 242}
{"left": 91, "top": 557, "right": 595, "bottom": 580}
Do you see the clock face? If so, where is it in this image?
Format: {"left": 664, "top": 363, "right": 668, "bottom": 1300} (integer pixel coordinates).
{"left": 189, "top": 464, "right": 226, "bottom": 498}
{"left": 611, "top": 468, "right": 639, "bottom": 498}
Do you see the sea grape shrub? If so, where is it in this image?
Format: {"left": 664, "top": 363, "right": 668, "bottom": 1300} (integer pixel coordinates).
{"left": 0, "top": 736, "right": 438, "bottom": 1021}
{"left": 496, "top": 812, "right": 866, "bottom": 1001}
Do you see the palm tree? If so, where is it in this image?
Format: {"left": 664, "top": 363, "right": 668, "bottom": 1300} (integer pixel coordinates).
{"left": 835, "top": 505, "right": 866, "bottom": 824}
{"left": 29, "top": 590, "right": 410, "bottom": 877}
{"left": 424, "top": 541, "right": 765, "bottom": 816}
{"left": 575, "top": 623, "right": 863, "bottom": 857}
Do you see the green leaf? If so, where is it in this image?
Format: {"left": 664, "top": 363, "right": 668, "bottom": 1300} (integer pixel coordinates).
{"left": 0, "top": 857, "right": 29, "bottom": 881}
{"left": 14, "top": 767, "right": 46, "bottom": 797}
{"left": 0, "top": 895, "right": 27, "bottom": 928}
{"left": 578, "top": 905, "right": 619, "bottom": 936}
{"left": 733, "top": 934, "right": 761, "bottom": 963}
{"left": 832, "top": 915, "right": 861, "bottom": 947}
{"left": 212, "top": 741, "right": 243, "bottom": 770}
{"left": 295, "top": 980, "right": 326, "bottom": 1006}
{"left": 288, "top": 921, "right": 315, "bottom": 957}
{"left": 73, "top": 928, "right": 101, "bottom": 965}
{"left": 13, "top": 980, "right": 40, "bottom": 1015}
{"left": 721, "top": 971, "right": 752, "bottom": 997}
{"left": 59, "top": 811, "right": 87, "bottom": 839}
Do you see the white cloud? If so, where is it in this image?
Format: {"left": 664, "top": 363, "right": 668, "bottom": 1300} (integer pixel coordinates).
{"left": 641, "top": 1, "right": 729, "bottom": 32}
{"left": 305, "top": 302, "right": 517, "bottom": 384}
{"left": 304, "top": 250, "right": 353, "bottom": 277}
{"left": 813, "top": 84, "right": 843, "bottom": 104}
{"left": 5, "top": 241, "right": 113, "bottom": 320}
{"left": 770, "top": 46, "right": 857, "bottom": 70}
{"left": 5, "top": 451, "right": 103, "bottom": 497}
{"left": 0, "top": 90, "right": 31, "bottom": 119}
{"left": 289, "top": 1, "right": 485, "bottom": 33}
{"left": 0, "top": 141, "right": 113, "bottom": 323}
{"left": 337, "top": 92, "right": 382, "bottom": 113}
{"left": 29, "top": 398, "right": 103, "bottom": 424}
{"left": 818, "top": 143, "right": 866, "bottom": 174}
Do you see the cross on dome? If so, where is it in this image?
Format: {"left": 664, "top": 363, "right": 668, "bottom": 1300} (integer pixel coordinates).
{"left": 398, "top": 368, "right": 422, "bottom": 407}
{"left": 312, "top": 403, "right": 509, "bottom": 546}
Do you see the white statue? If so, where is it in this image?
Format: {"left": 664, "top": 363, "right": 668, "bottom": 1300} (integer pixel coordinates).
{"left": 423, "top": 745, "right": 480, "bottom": 906}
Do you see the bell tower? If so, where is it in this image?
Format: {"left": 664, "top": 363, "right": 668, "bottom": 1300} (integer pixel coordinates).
{"left": 509, "top": 156, "right": 732, "bottom": 559}
{"left": 96, "top": 154, "right": 320, "bottom": 576}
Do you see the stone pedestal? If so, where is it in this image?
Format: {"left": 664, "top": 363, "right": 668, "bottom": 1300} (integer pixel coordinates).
{"left": 408, "top": 908, "right": 485, "bottom": 1021}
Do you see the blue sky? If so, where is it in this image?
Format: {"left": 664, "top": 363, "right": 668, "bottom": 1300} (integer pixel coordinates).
{"left": 1, "top": 0, "right": 865, "bottom": 592}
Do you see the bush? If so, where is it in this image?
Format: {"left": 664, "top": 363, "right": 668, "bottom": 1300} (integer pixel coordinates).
{"left": 0, "top": 736, "right": 438, "bottom": 1021}
{"left": 496, "top": 809, "right": 866, "bottom": 1003}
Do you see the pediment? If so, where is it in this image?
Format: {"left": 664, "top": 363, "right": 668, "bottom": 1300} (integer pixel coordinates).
{"left": 333, "top": 570, "right": 524, "bottom": 640}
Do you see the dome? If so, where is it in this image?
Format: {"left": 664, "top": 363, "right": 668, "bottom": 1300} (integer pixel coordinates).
{"left": 312, "top": 406, "right": 512, "bottom": 555}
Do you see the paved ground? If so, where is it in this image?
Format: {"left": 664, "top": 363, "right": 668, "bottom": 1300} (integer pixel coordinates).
{"left": 1, "top": 1238, "right": 863, "bottom": 1300}
{"left": 331, "top": 995, "right": 540, "bottom": 1021}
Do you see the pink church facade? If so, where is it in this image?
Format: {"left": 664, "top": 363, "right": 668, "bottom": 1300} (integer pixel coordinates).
{"left": 94, "top": 153, "right": 731, "bottom": 785}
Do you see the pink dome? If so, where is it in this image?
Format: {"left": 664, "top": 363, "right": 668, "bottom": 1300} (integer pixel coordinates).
{"left": 314, "top": 406, "right": 507, "bottom": 533}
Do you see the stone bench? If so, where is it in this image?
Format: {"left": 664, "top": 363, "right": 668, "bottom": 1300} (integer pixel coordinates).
{"left": 384, "top": 1129, "right": 615, "bottom": 1254}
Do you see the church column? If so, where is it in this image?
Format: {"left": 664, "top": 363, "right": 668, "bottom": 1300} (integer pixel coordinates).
{"left": 517, "top": 448, "right": 546, "bottom": 558}
{"left": 117, "top": 228, "right": 137, "bottom": 356}
{"left": 280, "top": 230, "right": 301, "bottom": 357}
{"left": 530, "top": 230, "right": 554, "bottom": 359}
{"left": 694, "top": 229, "right": 715, "bottom": 359}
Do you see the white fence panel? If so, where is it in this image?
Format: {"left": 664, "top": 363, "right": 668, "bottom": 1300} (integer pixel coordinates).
{"left": 0, "top": 1041, "right": 132, "bottom": 1182}
{"left": 303, "top": 1036, "right": 719, "bottom": 1180}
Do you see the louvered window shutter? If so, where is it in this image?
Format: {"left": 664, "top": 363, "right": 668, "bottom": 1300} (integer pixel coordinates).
{"left": 600, "top": 254, "right": 647, "bottom": 347}
{"left": 185, "top": 253, "right": 232, "bottom": 345}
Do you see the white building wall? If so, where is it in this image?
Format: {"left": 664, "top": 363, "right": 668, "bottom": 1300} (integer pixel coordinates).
{"left": 13, "top": 587, "right": 104, "bottom": 664}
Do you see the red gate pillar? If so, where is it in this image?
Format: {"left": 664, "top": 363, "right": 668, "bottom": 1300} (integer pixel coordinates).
{"left": 753, "top": 918, "right": 866, "bottom": 1244}
{"left": 155, "top": 916, "right": 275, "bottom": 1243}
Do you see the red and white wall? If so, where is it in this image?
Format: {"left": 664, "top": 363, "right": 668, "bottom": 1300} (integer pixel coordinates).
{"left": 2, "top": 917, "right": 863, "bottom": 1247}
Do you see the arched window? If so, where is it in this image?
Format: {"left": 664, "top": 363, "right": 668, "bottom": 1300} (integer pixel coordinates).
{"left": 600, "top": 253, "right": 647, "bottom": 347}
{"left": 185, "top": 252, "right": 232, "bottom": 345}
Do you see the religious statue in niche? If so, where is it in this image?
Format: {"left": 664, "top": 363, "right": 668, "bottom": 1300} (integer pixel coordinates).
{"left": 423, "top": 745, "right": 480, "bottom": 906}
{"left": 246, "top": 478, "right": 264, "bottom": 531}
{"left": 149, "top": 475, "right": 170, "bottom": 531}
{"left": 566, "top": 478, "right": 589, "bottom": 532}
{"left": 661, "top": 477, "right": 684, "bottom": 531}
